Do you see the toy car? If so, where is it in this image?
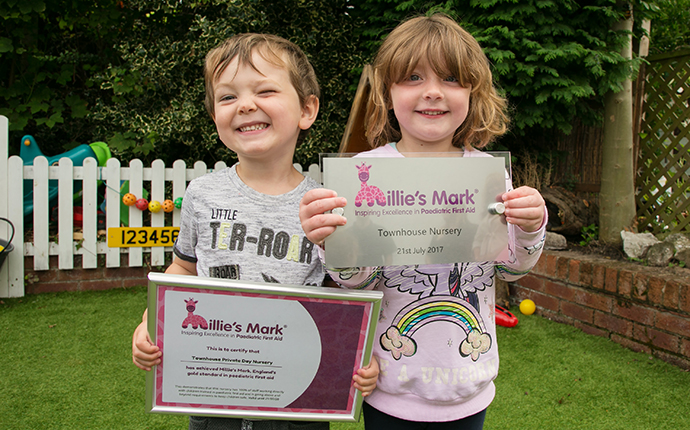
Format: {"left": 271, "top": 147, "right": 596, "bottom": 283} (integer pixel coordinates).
{"left": 495, "top": 305, "right": 519, "bottom": 328}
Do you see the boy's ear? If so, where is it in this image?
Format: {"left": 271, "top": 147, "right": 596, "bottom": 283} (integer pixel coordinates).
{"left": 299, "top": 95, "right": 319, "bottom": 130}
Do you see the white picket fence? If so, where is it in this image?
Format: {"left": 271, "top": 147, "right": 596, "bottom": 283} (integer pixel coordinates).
{"left": 0, "top": 115, "right": 321, "bottom": 297}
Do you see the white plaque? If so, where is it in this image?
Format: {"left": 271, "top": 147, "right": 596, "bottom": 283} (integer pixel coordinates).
{"left": 323, "top": 155, "right": 510, "bottom": 268}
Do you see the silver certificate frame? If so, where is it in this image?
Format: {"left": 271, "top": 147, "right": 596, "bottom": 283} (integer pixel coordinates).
{"left": 146, "top": 272, "right": 383, "bottom": 422}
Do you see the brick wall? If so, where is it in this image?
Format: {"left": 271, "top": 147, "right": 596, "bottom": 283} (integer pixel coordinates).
{"left": 23, "top": 255, "right": 163, "bottom": 295}
{"left": 22, "top": 249, "right": 690, "bottom": 370}
{"left": 511, "top": 250, "right": 690, "bottom": 370}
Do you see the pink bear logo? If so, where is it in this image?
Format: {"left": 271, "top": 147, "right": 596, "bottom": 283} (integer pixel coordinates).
{"left": 355, "top": 163, "right": 386, "bottom": 207}
{"left": 182, "top": 298, "right": 208, "bottom": 330}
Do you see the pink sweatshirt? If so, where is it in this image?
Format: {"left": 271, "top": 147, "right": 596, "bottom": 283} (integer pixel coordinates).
{"left": 322, "top": 143, "right": 546, "bottom": 421}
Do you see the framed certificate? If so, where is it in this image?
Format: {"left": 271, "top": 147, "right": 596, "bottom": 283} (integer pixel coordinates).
{"left": 322, "top": 154, "right": 511, "bottom": 268}
{"left": 146, "top": 272, "right": 383, "bottom": 422}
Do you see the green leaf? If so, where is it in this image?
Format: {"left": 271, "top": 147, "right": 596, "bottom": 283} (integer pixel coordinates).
{"left": 66, "top": 95, "right": 89, "bottom": 118}
{"left": 0, "top": 37, "right": 13, "bottom": 53}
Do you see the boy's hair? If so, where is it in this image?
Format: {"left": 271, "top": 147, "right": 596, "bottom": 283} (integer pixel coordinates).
{"left": 204, "top": 33, "right": 320, "bottom": 143}
{"left": 366, "top": 14, "right": 509, "bottom": 150}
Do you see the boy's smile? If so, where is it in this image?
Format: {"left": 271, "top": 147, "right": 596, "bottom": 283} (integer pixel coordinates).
{"left": 390, "top": 58, "right": 471, "bottom": 153}
{"left": 212, "top": 51, "right": 316, "bottom": 164}
{"left": 237, "top": 123, "right": 269, "bottom": 132}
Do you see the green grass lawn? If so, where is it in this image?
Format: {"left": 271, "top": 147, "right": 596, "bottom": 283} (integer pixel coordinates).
{"left": 1, "top": 287, "right": 688, "bottom": 429}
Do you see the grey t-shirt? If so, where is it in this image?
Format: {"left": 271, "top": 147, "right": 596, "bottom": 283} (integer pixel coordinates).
{"left": 173, "top": 164, "right": 324, "bottom": 286}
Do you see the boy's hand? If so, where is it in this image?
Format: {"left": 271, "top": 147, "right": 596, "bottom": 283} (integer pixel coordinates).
{"left": 502, "top": 186, "right": 545, "bottom": 233}
{"left": 353, "top": 356, "right": 379, "bottom": 397}
{"left": 132, "top": 259, "right": 194, "bottom": 371}
{"left": 300, "top": 188, "right": 347, "bottom": 246}
{"left": 132, "top": 319, "right": 161, "bottom": 371}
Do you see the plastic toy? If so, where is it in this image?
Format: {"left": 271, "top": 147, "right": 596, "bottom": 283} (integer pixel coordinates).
{"left": 135, "top": 198, "right": 149, "bottom": 211}
{"left": 20, "top": 135, "right": 111, "bottom": 218}
{"left": 162, "top": 199, "right": 174, "bottom": 213}
{"left": 0, "top": 217, "right": 15, "bottom": 270}
{"left": 106, "top": 183, "right": 150, "bottom": 226}
{"left": 174, "top": 197, "right": 183, "bottom": 209}
{"left": 119, "top": 192, "right": 181, "bottom": 213}
{"left": 148, "top": 200, "right": 162, "bottom": 213}
{"left": 122, "top": 193, "right": 137, "bottom": 206}
{"left": 121, "top": 192, "right": 179, "bottom": 213}
{"left": 495, "top": 305, "right": 518, "bottom": 328}
{"left": 69, "top": 206, "right": 106, "bottom": 230}
{"left": 519, "top": 299, "right": 536, "bottom": 315}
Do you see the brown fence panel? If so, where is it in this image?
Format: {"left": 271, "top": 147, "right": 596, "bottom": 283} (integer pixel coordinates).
{"left": 636, "top": 49, "right": 690, "bottom": 235}
{"left": 554, "top": 119, "right": 603, "bottom": 194}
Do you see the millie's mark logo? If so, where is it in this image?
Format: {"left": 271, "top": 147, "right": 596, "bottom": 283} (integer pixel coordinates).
{"left": 355, "top": 163, "right": 386, "bottom": 207}
{"left": 182, "top": 298, "right": 208, "bottom": 330}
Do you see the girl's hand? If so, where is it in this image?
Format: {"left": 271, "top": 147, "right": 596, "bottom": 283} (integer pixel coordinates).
{"left": 299, "top": 188, "right": 347, "bottom": 246}
{"left": 353, "top": 357, "right": 379, "bottom": 397}
{"left": 502, "top": 186, "right": 545, "bottom": 233}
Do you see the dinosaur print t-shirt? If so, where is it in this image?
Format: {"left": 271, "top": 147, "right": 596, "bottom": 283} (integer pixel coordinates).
{"left": 173, "top": 164, "right": 324, "bottom": 286}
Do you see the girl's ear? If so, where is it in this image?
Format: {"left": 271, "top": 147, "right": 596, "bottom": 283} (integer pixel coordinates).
{"left": 299, "top": 95, "right": 320, "bottom": 130}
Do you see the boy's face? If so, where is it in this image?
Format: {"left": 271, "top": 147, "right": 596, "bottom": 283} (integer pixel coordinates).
{"left": 212, "top": 51, "right": 317, "bottom": 163}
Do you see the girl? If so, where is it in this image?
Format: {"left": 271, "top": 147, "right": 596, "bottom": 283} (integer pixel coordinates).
{"left": 300, "top": 14, "right": 546, "bottom": 429}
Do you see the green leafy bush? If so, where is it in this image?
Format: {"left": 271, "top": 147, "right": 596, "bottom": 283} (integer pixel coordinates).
{"left": 579, "top": 223, "right": 600, "bottom": 246}
{"left": 89, "top": 0, "right": 366, "bottom": 167}
{"left": 649, "top": 0, "right": 690, "bottom": 53}
{"left": 1, "top": 0, "right": 662, "bottom": 168}
{"left": 1, "top": 0, "right": 365, "bottom": 167}
{"left": 0, "top": 0, "right": 127, "bottom": 154}
{"left": 350, "top": 0, "right": 655, "bottom": 154}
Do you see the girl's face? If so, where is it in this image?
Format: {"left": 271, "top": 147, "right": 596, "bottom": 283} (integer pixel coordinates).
{"left": 389, "top": 58, "right": 471, "bottom": 153}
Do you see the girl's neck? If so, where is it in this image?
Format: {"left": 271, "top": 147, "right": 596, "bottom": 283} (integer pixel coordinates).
{"left": 396, "top": 139, "right": 464, "bottom": 156}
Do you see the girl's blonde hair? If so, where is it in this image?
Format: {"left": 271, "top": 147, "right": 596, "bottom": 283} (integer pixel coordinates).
{"left": 366, "top": 14, "right": 509, "bottom": 149}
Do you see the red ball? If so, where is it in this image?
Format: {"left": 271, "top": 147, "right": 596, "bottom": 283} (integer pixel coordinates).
{"left": 135, "top": 198, "right": 149, "bottom": 211}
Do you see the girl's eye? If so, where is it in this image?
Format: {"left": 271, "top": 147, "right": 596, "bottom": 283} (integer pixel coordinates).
{"left": 219, "top": 95, "right": 236, "bottom": 102}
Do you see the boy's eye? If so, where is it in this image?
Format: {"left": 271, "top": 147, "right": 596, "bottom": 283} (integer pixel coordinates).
{"left": 219, "top": 94, "right": 236, "bottom": 102}
{"left": 444, "top": 75, "right": 458, "bottom": 83}
{"left": 409, "top": 74, "right": 421, "bottom": 81}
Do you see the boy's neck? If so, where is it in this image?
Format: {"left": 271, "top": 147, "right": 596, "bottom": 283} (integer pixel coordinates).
{"left": 235, "top": 159, "right": 304, "bottom": 195}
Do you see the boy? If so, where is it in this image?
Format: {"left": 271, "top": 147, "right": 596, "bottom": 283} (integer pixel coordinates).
{"left": 132, "top": 33, "right": 378, "bottom": 430}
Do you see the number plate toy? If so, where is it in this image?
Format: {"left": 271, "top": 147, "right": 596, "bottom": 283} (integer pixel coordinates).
{"left": 107, "top": 227, "right": 179, "bottom": 248}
